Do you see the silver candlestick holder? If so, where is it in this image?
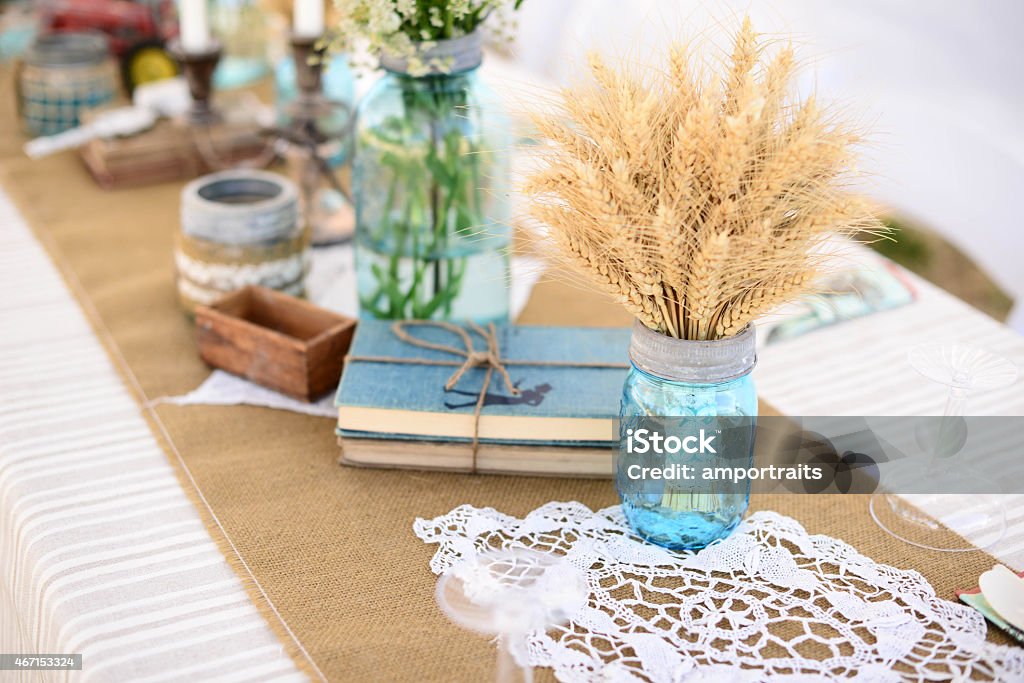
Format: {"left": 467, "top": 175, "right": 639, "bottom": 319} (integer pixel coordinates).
{"left": 290, "top": 35, "right": 325, "bottom": 125}
{"left": 275, "top": 33, "right": 355, "bottom": 245}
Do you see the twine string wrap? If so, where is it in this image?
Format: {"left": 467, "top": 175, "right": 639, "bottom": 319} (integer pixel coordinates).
{"left": 391, "top": 320, "right": 519, "bottom": 397}
{"left": 344, "top": 320, "right": 629, "bottom": 473}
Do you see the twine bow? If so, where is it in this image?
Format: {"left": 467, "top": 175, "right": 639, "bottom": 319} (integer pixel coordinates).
{"left": 392, "top": 320, "right": 519, "bottom": 399}
{"left": 345, "top": 320, "right": 629, "bottom": 473}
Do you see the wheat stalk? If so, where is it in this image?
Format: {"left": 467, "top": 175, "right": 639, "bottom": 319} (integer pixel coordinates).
{"left": 523, "top": 19, "right": 890, "bottom": 340}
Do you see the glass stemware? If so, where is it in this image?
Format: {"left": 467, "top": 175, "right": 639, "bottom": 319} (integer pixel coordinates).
{"left": 435, "top": 549, "right": 587, "bottom": 683}
{"left": 869, "top": 343, "right": 1019, "bottom": 552}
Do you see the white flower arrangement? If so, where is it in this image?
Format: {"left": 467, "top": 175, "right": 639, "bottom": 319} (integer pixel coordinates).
{"left": 330, "top": 0, "right": 524, "bottom": 75}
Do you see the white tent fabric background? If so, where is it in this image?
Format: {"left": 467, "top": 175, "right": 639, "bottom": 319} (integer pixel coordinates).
{"left": 509, "top": 0, "right": 1024, "bottom": 331}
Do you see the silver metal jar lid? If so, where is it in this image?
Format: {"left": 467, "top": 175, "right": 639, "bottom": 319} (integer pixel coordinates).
{"left": 379, "top": 31, "right": 483, "bottom": 75}
{"left": 181, "top": 170, "right": 299, "bottom": 246}
{"left": 26, "top": 32, "right": 110, "bottom": 67}
{"left": 628, "top": 320, "right": 757, "bottom": 383}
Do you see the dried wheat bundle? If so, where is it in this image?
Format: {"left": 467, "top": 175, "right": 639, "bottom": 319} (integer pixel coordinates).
{"left": 523, "top": 19, "right": 890, "bottom": 340}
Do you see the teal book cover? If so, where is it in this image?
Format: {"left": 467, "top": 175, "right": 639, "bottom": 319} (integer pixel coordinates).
{"left": 335, "top": 320, "right": 630, "bottom": 444}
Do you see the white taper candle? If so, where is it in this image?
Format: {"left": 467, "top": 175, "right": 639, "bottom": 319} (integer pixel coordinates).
{"left": 179, "top": 0, "right": 211, "bottom": 53}
{"left": 293, "top": 0, "right": 324, "bottom": 39}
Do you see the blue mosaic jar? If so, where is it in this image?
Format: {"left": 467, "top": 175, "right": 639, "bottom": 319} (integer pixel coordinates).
{"left": 18, "top": 33, "right": 116, "bottom": 137}
{"left": 618, "top": 322, "right": 758, "bottom": 550}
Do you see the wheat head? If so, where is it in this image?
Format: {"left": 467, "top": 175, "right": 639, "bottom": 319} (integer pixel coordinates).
{"left": 523, "top": 19, "right": 891, "bottom": 340}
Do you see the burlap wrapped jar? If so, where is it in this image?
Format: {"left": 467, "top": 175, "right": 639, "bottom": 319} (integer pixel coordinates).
{"left": 176, "top": 170, "right": 308, "bottom": 313}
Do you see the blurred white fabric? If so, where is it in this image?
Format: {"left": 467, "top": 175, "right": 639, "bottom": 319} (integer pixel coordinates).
{"left": 509, "top": 0, "right": 1024, "bottom": 331}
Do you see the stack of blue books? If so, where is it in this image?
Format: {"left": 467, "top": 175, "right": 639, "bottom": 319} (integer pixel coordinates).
{"left": 334, "top": 320, "right": 631, "bottom": 476}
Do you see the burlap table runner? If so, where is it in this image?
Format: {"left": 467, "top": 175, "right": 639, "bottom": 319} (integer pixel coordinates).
{"left": 0, "top": 67, "right": 1012, "bottom": 681}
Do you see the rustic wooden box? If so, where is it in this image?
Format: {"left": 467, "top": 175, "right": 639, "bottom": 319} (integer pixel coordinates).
{"left": 79, "top": 113, "right": 267, "bottom": 190}
{"left": 195, "top": 286, "right": 356, "bottom": 401}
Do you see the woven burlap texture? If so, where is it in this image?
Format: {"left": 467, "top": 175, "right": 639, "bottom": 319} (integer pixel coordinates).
{"left": 0, "top": 66, "right": 1010, "bottom": 681}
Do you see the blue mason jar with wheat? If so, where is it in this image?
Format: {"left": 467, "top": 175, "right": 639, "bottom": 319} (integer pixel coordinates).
{"left": 342, "top": 1, "right": 522, "bottom": 322}
{"left": 620, "top": 322, "right": 757, "bottom": 549}
{"left": 523, "top": 19, "right": 890, "bottom": 549}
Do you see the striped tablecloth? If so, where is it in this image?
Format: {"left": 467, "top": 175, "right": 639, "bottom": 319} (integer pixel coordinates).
{"left": 0, "top": 187, "right": 308, "bottom": 682}
{"left": 756, "top": 260, "right": 1024, "bottom": 569}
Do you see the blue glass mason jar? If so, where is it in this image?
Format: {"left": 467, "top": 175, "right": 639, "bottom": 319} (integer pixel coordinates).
{"left": 618, "top": 322, "right": 758, "bottom": 550}
{"left": 352, "top": 31, "right": 511, "bottom": 322}
{"left": 211, "top": 0, "right": 270, "bottom": 89}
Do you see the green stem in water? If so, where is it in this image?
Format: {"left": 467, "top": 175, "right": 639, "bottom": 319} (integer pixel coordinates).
{"left": 363, "top": 71, "right": 482, "bottom": 320}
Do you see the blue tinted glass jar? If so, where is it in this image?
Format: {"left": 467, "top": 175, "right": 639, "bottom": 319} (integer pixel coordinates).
{"left": 211, "top": 0, "right": 270, "bottom": 89}
{"left": 618, "top": 322, "right": 757, "bottom": 550}
{"left": 352, "top": 31, "right": 511, "bottom": 322}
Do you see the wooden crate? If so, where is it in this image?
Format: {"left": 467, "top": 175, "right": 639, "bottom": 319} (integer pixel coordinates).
{"left": 79, "top": 114, "right": 268, "bottom": 190}
{"left": 195, "top": 286, "right": 356, "bottom": 401}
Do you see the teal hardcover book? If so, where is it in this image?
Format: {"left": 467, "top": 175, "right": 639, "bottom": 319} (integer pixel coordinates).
{"left": 335, "top": 320, "right": 631, "bottom": 444}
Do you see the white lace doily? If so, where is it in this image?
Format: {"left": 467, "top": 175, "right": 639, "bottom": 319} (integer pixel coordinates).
{"left": 414, "top": 502, "right": 1024, "bottom": 682}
